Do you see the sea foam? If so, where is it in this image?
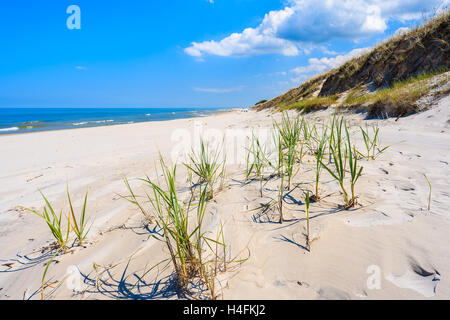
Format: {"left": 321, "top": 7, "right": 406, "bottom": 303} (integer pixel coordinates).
{"left": 0, "top": 127, "right": 19, "bottom": 132}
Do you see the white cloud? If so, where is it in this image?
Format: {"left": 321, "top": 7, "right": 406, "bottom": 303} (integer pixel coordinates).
{"left": 276, "top": 1, "right": 387, "bottom": 43}
{"left": 290, "top": 47, "right": 370, "bottom": 84}
{"left": 394, "top": 27, "right": 410, "bottom": 36}
{"left": 75, "top": 66, "right": 87, "bottom": 70}
{"left": 292, "top": 48, "right": 370, "bottom": 74}
{"left": 185, "top": 0, "right": 447, "bottom": 58}
{"left": 185, "top": 7, "right": 299, "bottom": 57}
{"left": 194, "top": 86, "right": 244, "bottom": 93}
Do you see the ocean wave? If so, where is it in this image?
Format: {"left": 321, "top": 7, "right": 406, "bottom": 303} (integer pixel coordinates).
{"left": 190, "top": 111, "right": 208, "bottom": 116}
{"left": 145, "top": 113, "right": 151, "bottom": 116}
{"left": 0, "top": 127, "right": 19, "bottom": 132}
{"left": 73, "top": 120, "right": 115, "bottom": 126}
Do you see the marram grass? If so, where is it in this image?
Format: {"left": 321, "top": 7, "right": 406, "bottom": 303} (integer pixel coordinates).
{"left": 125, "top": 156, "right": 230, "bottom": 298}
{"left": 67, "top": 186, "right": 91, "bottom": 246}
{"left": 312, "top": 124, "right": 328, "bottom": 201}
{"left": 358, "top": 123, "right": 390, "bottom": 160}
{"left": 245, "top": 132, "right": 270, "bottom": 197}
{"left": 24, "top": 186, "right": 92, "bottom": 251}
{"left": 320, "top": 117, "right": 363, "bottom": 208}
{"left": 274, "top": 112, "right": 302, "bottom": 190}
{"left": 24, "top": 192, "right": 71, "bottom": 252}
{"left": 185, "top": 138, "right": 225, "bottom": 200}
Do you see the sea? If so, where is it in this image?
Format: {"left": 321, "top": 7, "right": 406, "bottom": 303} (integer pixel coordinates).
{"left": 0, "top": 107, "right": 230, "bottom": 135}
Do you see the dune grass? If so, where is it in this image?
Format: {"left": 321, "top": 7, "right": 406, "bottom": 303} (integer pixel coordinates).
{"left": 311, "top": 124, "right": 328, "bottom": 201}
{"left": 246, "top": 133, "right": 270, "bottom": 197}
{"left": 274, "top": 112, "right": 302, "bottom": 190}
{"left": 24, "top": 192, "right": 71, "bottom": 252}
{"left": 127, "top": 156, "right": 227, "bottom": 298}
{"left": 342, "top": 68, "right": 449, "bottom": 117}
{"left": 275, "top": 112, "right": 301, "bottom": 150}
{"left": 320, "top": 117, "right": 363, "bottom": 208}
{"left": 40, "top": 250, "right": 59, "bottom": 300}
{"left": 346, "top": 125, "right": 364, "bottom": 207}
{"left": 185, "top": 139, "right": 225, "bottom": 200}
{"left": 121, "top": 177, "right": 154, "bottom": 223}
{"left": 280, "top": 95, "right": 338, "bottom": 113}
{"left": 22, "top": 187, "right": 94, "bottom": 300}
{"left": 320, "top": 117, "right": 349, "bottom": 205}
{"left": 67, "top": 186, "right": 91, "bottom": 246}
{"left": 146, "top": 157, "right": 206, "bottom": 289}
{"left": 270, "top": 127, "right": 284, "bottom": 177}
{"left": 284, "top": 140, "right": 298, "bottom": 191}
{"left": 24, "top": 186, "right": 92, "bottom": 251}
{"left": 278, "top": 159, "right": 286, "bottom": 224}
{"left": 358, "top": 123, "right": 391, "bottom": 160}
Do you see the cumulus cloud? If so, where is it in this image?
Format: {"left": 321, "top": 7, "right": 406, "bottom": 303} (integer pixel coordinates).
{"left": 290, "top": 47, "right": 370, "bottom": 84}
{"left": 276, "top": 1, "right": 387, "bottom": 43}
{"left": 291, "top": 48, "right": 370, "bottom": 74}
{"left": 185, "top": 0, "right": 447, "bottom": 58}
{"left": 185, "top": 7, "right": 299, "bottom": 57}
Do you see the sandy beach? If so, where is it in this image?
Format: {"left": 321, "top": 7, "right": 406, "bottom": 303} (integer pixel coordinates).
{"left": 0, "top": 94, "right": 449, "bottom": 300}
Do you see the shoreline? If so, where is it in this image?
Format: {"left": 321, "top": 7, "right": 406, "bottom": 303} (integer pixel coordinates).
{"left": 0, "top": 107, "right": 238, "bottom": 137}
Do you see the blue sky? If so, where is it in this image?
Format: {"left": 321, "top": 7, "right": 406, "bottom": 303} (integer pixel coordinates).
{"left": 0, "top": 0, "right": 447, "bottom": 108}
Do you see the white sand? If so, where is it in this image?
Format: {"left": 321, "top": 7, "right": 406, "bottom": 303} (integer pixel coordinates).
{"left": 0, "top": 97, "right": 449, "bottom": 300}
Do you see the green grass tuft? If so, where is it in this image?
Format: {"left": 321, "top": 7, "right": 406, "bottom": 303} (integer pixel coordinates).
{"left": 281, "top": 95, "right": 338, "bottom": 113}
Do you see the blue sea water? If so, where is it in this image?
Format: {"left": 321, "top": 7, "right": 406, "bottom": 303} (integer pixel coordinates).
{"left": 0, "top": 107, "right": 229, "bottom": 134}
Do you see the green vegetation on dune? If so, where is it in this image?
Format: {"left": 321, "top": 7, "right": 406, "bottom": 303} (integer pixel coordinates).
{"left": 319, "top": 10, "right": 450, "bottom": 96}
{"left": 341, "top": 68, "right": 449, "bottom": 117}
{"left": 280, "top": 95, "right": 339, "bottom": 113}
{"left": 255, "top": 10, "right": 450, "bottom": 117}
{"left": 277, "top": 67, "right": 448, "bottom": 117}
